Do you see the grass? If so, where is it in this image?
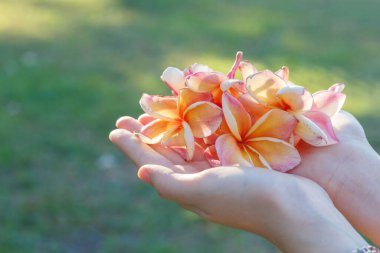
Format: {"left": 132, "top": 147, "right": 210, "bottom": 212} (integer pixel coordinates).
{"left": 0, "top": 0, "right": 379, "bottom": 252}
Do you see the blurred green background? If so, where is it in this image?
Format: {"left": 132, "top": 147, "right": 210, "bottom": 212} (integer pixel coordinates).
{"left": 1, "top": 0, "right": 379, "bottom": 252}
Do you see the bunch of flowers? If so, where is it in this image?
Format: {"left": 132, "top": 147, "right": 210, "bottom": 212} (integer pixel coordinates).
{"left": 137, "top": 52, "right": 346, "bottom": 172}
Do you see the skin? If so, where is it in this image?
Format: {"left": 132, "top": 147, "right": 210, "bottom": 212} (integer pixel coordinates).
{"left": 109, "top": 111, "right": 379, "bottom": 251}
{"left": 290, "top": 111, "right": 380, "bottom": 245}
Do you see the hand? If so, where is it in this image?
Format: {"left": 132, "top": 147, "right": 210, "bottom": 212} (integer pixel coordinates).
{"left": 290, "top": 111, "right": 380, "bottom": 244}
{"left": 109, "top": 116, "right": 367, "bottom": 253}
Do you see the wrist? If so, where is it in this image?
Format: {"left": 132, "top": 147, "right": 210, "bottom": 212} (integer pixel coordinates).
{"left": 331, "top": 141, "right": 380, "bottom": 244}
{"left": 264, "top": 178, "right": 367, "bottom": 253}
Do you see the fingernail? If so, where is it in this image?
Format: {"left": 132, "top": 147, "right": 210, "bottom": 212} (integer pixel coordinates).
{"left": 138, "top": 169, "right": 151, "bottom": 185}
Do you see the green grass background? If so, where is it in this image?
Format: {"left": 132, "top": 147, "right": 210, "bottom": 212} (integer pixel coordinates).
{"left": 1, "top": 0, "right": 379, "bottom": 252}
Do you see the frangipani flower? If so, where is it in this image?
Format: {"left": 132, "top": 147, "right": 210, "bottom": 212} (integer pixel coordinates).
{"left": 312, "top": 83, "right": 346, "bottom": 117}
{"left": 186, "top": 52, "right": 245, "bottom": 105}
{"left": 245, "top": 70, "right": 345, "bottom": 146}
{"left": 161, "top": 64, "right": 212, "bottom": 96}
{"left": 138, "top": 88, "right": 223, "bottom": 160}
{"left": 214, "top": 92, "right": 301, "bottom": 172}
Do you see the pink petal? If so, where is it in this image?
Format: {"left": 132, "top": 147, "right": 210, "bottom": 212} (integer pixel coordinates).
{"left": 138, "top": 119, "right": 171, "bottom": 144}
{"left": 275, "top": 66, "right": 289, "bottom": 82}
{"left": 138, "top": 113, "right": 156, "bottom": 125}
{"left": 312, "top": 90, "right": 346, "bottom": 117}
{"left": 161, "top": 67, "right": 186, "bottom": 95}
{"left": 177, "top": 88, "right": 212, "bottom": 116}
{"left": 186, "top": 72, "right": 227, "bottom": 93}
{"left": 295, "top": 111, "right": 338, "bottom": 146}
{"left": 184, "top": 63, "right": 213, "bottom": 75}
{"left": 215, "top": 134, "right": 251, "bottom": 167}
{"left": 182, "top": 121, "right": 195, "bottom": 160}
{"left": 161, "top": 121, "right": 195, "bottom": 160}
{"left": 245, "top": 70, "right": 286, "bottom": 107}
{"left": 222, "top": 92, "right": 252, "bottom": 141}
{"left": 161, "top": 124, "right": 184, "bottom": 146}
{"left": 276, "top": 85, "right": 313, "bottom": 112}
{"left": 239, "top": 61, "right": 258, "bottom": 83}
{"left": 183, "top": 101, "right": 223, "bottom": 138}
{"left": 220, "top": 79, "right": 244, "bottom": 92}
{"left": 246, "top": 109, "right": 296, "bottom": 141}
{"left": 171, "top": 142, "right": 205, "bottom": 162}
{"left": 242, "top": 145, "right": 266, "bottom": 168}
{"left": 238, "top": 94, "right": 270, "bottom": 121}
{"left": 247, "top": 137, "right": 301, "bottom": 172}
{"left": 140, "top": 94, "right": 179, "bottom": 120}
{"left": 227, "top": 51, "right": 243, "bottom": 79}
{"left": 204, "top": 145, "right": 221, "bottom": 167}
{"left": 328, "top": 83, "right": 345, "bottom": 93}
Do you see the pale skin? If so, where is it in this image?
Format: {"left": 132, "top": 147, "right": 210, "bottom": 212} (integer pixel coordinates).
{"left": 109, "top": 111, "right": 380, "bottom": 252}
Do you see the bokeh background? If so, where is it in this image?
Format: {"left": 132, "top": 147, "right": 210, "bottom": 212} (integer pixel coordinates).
{"left": 1, "top": 0, "right": 379, "bottom": 252}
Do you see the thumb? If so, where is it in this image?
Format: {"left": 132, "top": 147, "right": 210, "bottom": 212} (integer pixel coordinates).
{"left": 137, "top": 164, "right": 202, "bottom": 204}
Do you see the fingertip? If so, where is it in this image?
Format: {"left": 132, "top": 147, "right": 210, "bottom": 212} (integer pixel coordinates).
{"left": 137, "top": 166, "right": 152, "bottom": 185}
{"left": 109, "top": 128, "right": 130, "bottom": 143}
{"left": 138, "top": 114, "right": 156, "bottom": 125}
{"left": 116, "top": 116, "right": 142, "bottom": 132}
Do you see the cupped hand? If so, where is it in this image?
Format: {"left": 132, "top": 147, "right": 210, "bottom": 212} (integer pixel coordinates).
{"left": 289, "top": 111, "right": 380, "bottom": 245}
{"left": 109, "top": 115, "right": 367, "bottom": 252}
{"left": 290, "top": 110, "right": 368, "bottom": 198}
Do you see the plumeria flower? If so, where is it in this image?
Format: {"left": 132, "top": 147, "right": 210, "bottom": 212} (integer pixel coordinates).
{"left": 211, "top": 92, "right": 301, "bottom": 172}
{"left": 161, "top": 64, "right": 212, "bottom": 96}
{"left": 186, "top": 51, "right": 245, "bottom": 105}
{"left": 311, "top": 83, "right": 346, "bottom": 117}
{"left": 138, "top": 88, "right": 223, "bottom": 160}
{"left": 245, "top": 70, "right": 345, "bottom": 146}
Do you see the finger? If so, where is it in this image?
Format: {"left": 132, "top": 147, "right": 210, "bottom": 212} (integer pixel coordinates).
{"left": 116, "top": 116, "right": 142, "bottom": 132}
{"left": 114, "top": 118, "right": 187, "bottom": 164}
{"left": 138, "top": 164, "right": 204, "bottom": 204}
{"left": 109, "top": 129, "right": 176, "bottom": 169}
{"left": 150, "top": 144, "right": 186, "bottom": 164}
{"left": 138, "top": 114, "right": 156, "bottom": 125}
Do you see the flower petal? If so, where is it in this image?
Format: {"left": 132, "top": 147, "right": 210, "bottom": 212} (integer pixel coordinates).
{"left": 204, "top": 145, "right": 221, "bottom": 167}
{"left": 247, "top": 137, "right": 301, "bottom": 172}
{"left": 161, "top": 67, "right": 186, "bottom": 95}
{"left": 227, "top": 51, "right": 243, "bottom": 79}
{"left": 185, "top": 63, "right": 213, "bottom": 75}
{"left": 246, "top": 70, "right": 286, "bottom": 106}
{"left": 183, "top": 101, "right": 223, "bottom": 138}
{"left": 161, "top": 123, "right": 183, "bottom": 146}
{"left": 171, "top": 142, "right": 205, "bottom": 162}
{"left": 138, "top": 119, "right": 171, "bottom": 144}
{"left": 182, "top": 121, "right": 195, "bottom": 160}
{"left": 328, "top": 83, "right": 345, "bottom": 93}
{"left": 246, "top": 109, "right": 296, "bottom": 141}
{"left": 295, "top": 111, "right": 338, "bottom": 146}
{"left": 222, "top": 92, "right": 252, "bottom": 141}
{"left": 215, "top": 134, "right": 251, "bottom": 167}
{"left": 242, "top": 145, "right": 266, "bottom": 168}
{"left": 178, "top": 88, "right": 212, "bottom": 116}
{"left": 220, "top": 79, "right": 244, "bottom": 92}
{"left": 275, "top": 66, "right": 289, "bottom": 83}
{"left": 186, "top": 72, "right": 227, "bottom": 93}
{"left": 238, "top": 93, "right": 270, "bottom": 121}
{"left": 140, "top": 94, "right": 179, "bottom": 120}
{"left": 312, "top": 90, "right": 346, "bottom": 117}
{"left": 239, "top": 61, "right": 258, "bottom": 83}
{"left": 276, "top": 85, "right": 313, "bottom": 112}
{"left": 161, "top": 121, "right": 195, "bottom": 160}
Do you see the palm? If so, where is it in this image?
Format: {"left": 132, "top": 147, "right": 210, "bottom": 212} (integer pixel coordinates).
{"left": 290, "top": 111, "right": 368, "bottom": 193}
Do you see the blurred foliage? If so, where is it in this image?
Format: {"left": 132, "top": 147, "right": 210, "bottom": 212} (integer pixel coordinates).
{"left": 0, "top": 0, "right": 379, "bottom": 252}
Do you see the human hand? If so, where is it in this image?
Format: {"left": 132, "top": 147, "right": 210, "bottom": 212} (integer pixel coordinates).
{"left": 290, "top": 111, "right": 380, "bottom": 244}
{"left": 109, "top": 116, "right": 367, "bottom": 252}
